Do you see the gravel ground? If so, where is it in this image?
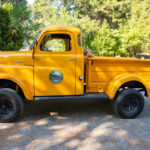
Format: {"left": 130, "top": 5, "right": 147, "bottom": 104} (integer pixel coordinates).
{"left": 0, "top": 98, "right": 150, "bottom": 150}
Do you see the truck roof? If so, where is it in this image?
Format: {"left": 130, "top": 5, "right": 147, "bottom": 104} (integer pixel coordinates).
{"left": 41, "top": 26, "right": 81, "bottom": 34}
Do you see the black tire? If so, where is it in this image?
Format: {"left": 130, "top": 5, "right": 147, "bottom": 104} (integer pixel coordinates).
{"left": 114, "top": 89, "right": 145, "bottom": 119}
{"left": 0, "top": 88, "right": 23, "bottom": 123}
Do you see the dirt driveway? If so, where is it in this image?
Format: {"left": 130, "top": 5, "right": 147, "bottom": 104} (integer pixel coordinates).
{"left": 0, "top": 98, "right": 150, "bottom": 150}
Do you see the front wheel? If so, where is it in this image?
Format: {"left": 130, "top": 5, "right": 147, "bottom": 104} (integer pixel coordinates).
{"left": 114, "top": 89, "right": 145, "bottom": 119}
{"left": 0, "top": 88, "right": 23, "bottom": 122}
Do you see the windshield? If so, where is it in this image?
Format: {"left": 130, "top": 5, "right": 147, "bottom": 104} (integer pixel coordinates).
{"left": 30, "top": 31, "right": 41, "bottom": 50}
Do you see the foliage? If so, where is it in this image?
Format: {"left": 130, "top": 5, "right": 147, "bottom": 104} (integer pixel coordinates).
{"left": 91, "top": 20, "right": 121, "bottom": 56}
{"left": 2, "top": 2, "right": 13, "bottom": 12}
{"left": 1, "top": 0, "right": 31, "bottom": 49}
{"left": 1, "top": 0, "right": 150, "bottom": 57}
{"left": 0, "top": 8, "right": 24, "bottom": 50}
{"left": 28, "top": 0, "right": 150, "bottom": 57}
{"left": 1, "top": 0, "right": 31, "bottom": 26}
{"left": 67, "top": 0, "right": 132, "bottom": 28}
{"left": 119, "top": 0, "right": 150, "bottom": 57}
{"left": 30, "top": 0, "right": 100, "bottom": 50}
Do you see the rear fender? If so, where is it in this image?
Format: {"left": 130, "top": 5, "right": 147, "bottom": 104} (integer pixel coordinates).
{"left": 106, "top": 73, "right": 150, "bottom": 99}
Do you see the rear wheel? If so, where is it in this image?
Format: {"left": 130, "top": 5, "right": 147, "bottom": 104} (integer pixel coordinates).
{"left": 114, "top": 89, "right": 145, "bottom": 119}
{"left": 0, "top": 88, "right": 23, "bottom": 122}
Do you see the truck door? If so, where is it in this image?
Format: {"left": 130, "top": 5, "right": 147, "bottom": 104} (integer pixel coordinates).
{"left": 34, "top": 31, "right": 76, "bottom": 96}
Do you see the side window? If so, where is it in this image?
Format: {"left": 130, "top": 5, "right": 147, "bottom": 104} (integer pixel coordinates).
{"left": 40, "top": 34, "right": 72, "bottom": 52}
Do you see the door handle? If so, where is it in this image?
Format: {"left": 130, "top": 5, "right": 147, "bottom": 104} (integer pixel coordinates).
{"left": 68, "top": 58, "right": 75, "bottom": 60}
{"left": 14, "top": 61, "right": 24, "bottom": 63}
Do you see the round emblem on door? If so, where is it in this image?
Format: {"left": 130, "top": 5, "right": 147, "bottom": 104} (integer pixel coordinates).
{"left": 49, "top": 70, "right": 63, "bottom": 84}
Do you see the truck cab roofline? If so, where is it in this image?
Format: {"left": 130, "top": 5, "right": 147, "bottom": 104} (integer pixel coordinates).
{"left": 40, "top": 26, "right": 82, "bottom": 34}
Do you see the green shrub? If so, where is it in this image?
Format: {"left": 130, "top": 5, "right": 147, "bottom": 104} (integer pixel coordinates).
{"left": 0, "top": 8, "right": 24, "bottom": 51}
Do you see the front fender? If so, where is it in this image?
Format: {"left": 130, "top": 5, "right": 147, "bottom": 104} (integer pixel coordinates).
{"left": 106, "top": 73, "right": 150, "bottom": 99}
{"left": 0, "top": 74, "right": 33, "bottom": 100}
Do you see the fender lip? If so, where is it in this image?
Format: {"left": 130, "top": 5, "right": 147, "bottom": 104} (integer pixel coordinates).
{"left": 0, "top": 74, "right": 33, "bottom": 100}
{"left": 105, "top": 73, "right": 150, "bottom": 99}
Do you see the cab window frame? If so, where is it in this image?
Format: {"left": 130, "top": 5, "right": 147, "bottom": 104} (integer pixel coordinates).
{"left": 78, "top": 34, "right": 82, "bottom": 47}
{"left": 40, "top": 33, "right": 72, "bottom": 52}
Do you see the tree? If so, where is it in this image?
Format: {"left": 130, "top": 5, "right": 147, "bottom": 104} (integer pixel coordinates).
{"left": 119, "top": 0, "right": 150, "bottom": 57}
{"left": 20, "top": 0, "right": 150, "bottom": 56}
{"left": 69, "top": 0, "right": 150, "bottom": 57}
{"left": 0, "top": 0, "right": 2, "bottom": 7}
{"left": 91, "top": 20, "right": 121, "bottom": 56}
{"left": 2, "top": 0, "right": 31, "bottom": 46}
{"left": 28, "top": 0, "right": 100, "bottom": 50}
{"left": 66, "top": 0, "right": 131, "bottom": 29}
{"left": 0, "top": 8, "right": 24, "bottom": 50}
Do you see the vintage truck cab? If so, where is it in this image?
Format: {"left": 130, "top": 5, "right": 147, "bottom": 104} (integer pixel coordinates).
{"left": 0, "top": 26, "right": 149, "bottom": 122}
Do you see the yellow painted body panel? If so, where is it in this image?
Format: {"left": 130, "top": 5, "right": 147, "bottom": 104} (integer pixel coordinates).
{"left": 86, "top": 57, "right": 150, "bottom": 99}
{"left": 34, "top": 27, "right": 84, "bottom": 96}
{"left": 0, "top": 51, "right": 34, "bottom": 100}
{"left": 106, "top": 73, "right": 149, "bottom": 99}
{"left": 0, "top": 26, "right": 84, "bottom": 99}
{"left": 0, "top": 26, "right": 150, "bottom": 100}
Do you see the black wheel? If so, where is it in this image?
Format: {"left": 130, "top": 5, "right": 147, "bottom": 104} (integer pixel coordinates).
{"left": 114, "top": 89, "right": 145, "bottom": 119}
{"left": 0, "top": 88, "right": 23, "bottom": 122}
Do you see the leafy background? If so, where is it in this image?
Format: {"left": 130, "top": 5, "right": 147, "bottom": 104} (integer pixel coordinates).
{"left": 0, "top": 0, "right": 150, "bottom": 57}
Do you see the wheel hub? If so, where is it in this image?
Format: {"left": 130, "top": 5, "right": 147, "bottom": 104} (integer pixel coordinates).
{"left": 124, "top": 96, "right": 138, "bottom": 112}
{"left": 0, "top": 99, "right": 13, "bottom": 115}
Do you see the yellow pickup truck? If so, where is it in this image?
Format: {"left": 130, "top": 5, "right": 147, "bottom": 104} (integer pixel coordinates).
{"left": 0, "top": 26, "right": 149, "bottom": 122}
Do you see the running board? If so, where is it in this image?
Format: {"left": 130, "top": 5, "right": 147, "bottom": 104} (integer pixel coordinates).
{"left": 34, "top": 93, "right": 109, "bottom": 102}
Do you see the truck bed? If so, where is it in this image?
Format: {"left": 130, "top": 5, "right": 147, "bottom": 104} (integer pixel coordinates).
{"left": 86, "top": 56, "right": 150, "bottom": 93}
